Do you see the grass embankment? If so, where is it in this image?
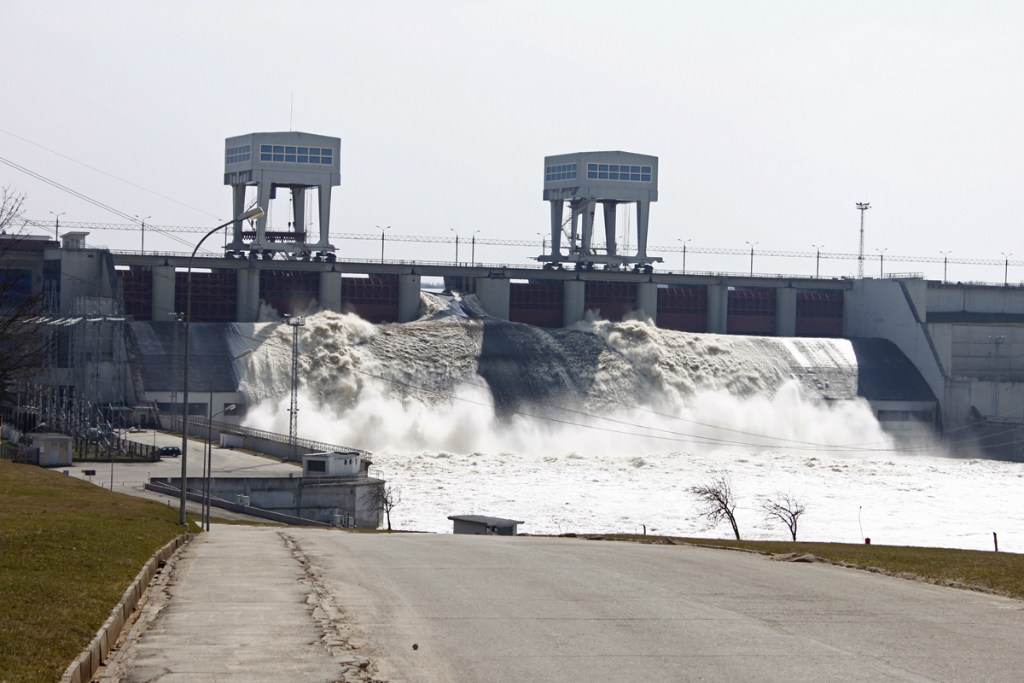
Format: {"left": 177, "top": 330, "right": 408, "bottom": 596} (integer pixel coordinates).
{"left": 0, "top": 460, "right": 194, "bottom": 683}
{"left": 593, "top": 534, "right": 1024, "bottom": 598}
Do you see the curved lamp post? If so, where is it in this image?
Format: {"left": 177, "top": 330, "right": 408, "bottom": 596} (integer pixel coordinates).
{"left": 179, "top": 206, "right": 264, "bottom": 526}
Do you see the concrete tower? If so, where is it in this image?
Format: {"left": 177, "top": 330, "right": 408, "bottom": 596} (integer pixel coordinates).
{"left": 223, "top": 132, "right": 340, "bottom": 260}
{"left": 539, "top": 151, "right": 662, "bottom": 271}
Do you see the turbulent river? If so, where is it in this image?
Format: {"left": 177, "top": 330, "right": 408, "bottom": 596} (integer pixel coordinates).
{"left": 233, "top": 296, "right": 1024, "bottom": 552}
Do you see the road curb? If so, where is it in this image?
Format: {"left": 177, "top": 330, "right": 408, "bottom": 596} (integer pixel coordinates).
{"left": 58, "top": 533, "right": 194, "bottom": 683}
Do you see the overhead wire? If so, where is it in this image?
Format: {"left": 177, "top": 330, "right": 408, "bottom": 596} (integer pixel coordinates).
{"left": 0, "top": 156, "right": 214, "bottom": 254}
{"left": 0, "top": 129, "right": 224, "bottom": 220}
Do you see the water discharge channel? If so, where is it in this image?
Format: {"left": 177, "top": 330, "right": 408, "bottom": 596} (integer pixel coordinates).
{"left": 229, "top": 296, "right": 1023, "bottom": 551}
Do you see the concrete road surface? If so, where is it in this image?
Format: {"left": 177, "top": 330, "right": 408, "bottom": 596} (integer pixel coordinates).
{"left": 67, "top": 430, "right": 299, "bottom": 522}
{"left": 115, "top": 526, "right": 1024, "bottom": 683}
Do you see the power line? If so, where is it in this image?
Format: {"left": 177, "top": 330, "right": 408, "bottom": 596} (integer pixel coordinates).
{"left": 0, "top": 129, "right": 224, "bottom": 220}
{"left": 0, "top": 157, "right": 200, "bottom": 252}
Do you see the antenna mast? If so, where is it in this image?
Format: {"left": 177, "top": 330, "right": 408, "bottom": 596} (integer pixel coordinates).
{"left": 856, "top": 202, "right": 871, "bottom": 278}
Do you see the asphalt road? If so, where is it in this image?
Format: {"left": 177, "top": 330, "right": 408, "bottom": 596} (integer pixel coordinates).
{"left": 116, "top": 526, "right": 1024, "bottom": 683}
{"left": 72, "top": 429, "right": 299, "bottom": 522}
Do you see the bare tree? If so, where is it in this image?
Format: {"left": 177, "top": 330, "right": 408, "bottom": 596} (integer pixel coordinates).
{"left": 761, "top": 493, "right": 807, "bottom": 542}
{"left": 1, "top": 188, "right": 49, "bottom": 401}
{"left": 688, "top": 471, "right": 741, "bottom": 540}
{"left": 371, "top": 483, "right": 401, "bottom": 531}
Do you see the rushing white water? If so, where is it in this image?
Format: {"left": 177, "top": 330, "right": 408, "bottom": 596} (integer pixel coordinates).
{"left": 234, "top": 299, "right": 1024, "bottom": 552}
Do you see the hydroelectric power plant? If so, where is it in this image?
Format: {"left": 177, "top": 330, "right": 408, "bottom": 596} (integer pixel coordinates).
{"left": 4, "top": 131, "right": 1023, "bottom": 544}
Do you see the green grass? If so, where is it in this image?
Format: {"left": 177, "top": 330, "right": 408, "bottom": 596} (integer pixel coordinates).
{"left": 0, "top": 460, "right": 193, "bottom": 683}
{"left": 589, "top": 534, "right": 1024, "bottom": 598}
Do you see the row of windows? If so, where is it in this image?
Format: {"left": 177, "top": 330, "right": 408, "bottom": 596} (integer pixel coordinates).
{"left": 545, "top": 163, "right": 578, "bottom": 182}
{"left": 587, "top": 163, "right": 652, "bottom": 182}
{"left": 225, "top": 145, "right": 251, "bottom": 165}
{"left": 259, "top": 145, "right": 334, "bottom": 165}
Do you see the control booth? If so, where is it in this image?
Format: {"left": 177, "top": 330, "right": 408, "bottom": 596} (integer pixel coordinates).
{"left": 223, "top": 131, "right": 340, "bottom": 260}
{"left": 539, "top": 151, "right": 662, "bottom": 271}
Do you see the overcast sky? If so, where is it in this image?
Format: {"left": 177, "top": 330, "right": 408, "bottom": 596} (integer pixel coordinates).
{"left": 1, "top": 1, "right": 1021, "bottom": 281}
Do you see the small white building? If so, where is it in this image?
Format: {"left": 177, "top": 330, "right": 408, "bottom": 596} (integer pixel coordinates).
{"left": 448, "top": 515, "right": 524, "bottom": 536}
{"left": 302, "top": 451, "right": 365, "bottom": 477}
{"left": 30, "top": 433, "right": 73, "bottom": 467}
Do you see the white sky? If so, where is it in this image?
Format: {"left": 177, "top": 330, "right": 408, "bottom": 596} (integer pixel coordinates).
{"left": 1, "top": 1, "right": 1021, "bottom": 282}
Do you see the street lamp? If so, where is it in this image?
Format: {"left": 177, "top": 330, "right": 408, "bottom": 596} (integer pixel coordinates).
{"left": 49, "top": 212, "right": 65, "bottom": 242}
{"left": 939, "top": 251, "right": 952, "bottom": 283}
{"left": 745, "top": 241, "right": 758, "bottom": 276}
{"left": 678, "top": 238, "right": 691, "bottom": 274}
{"left": 179, "top": 205, "right": 264, "bottom": 527}
{"left": 135, "top": 215, "right": 152, "bottom": 253}
{"left": 1002, "top": 252, "right": 1012, "bottom": 286}
{"left": 449, "top": 228, "right": 460, "bottom": 264}
{"left": 812, "top": 244, "right": 824, "bottom": 279}
{"left": 471, "top": 230, "right": 481, "bottom": 266}
{"left": 876, "top": 248, "right": 888, "bottom": 278}
{"left": 204, "top": 349, "right": 253, "bottom": 530}
{"left": 536, "top": 232, "right": 547, "bottom": 254}
{"left": 377, "top": 225, "right": 390, "bottom": 263}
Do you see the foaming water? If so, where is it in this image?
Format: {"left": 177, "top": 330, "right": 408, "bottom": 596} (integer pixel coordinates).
{"left": 234, "top": 304, "right": 1024, "bottom": 550}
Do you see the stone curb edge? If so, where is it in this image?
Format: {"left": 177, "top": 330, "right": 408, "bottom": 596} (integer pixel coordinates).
{"left": 58, "top": 533, "right": 195, "bottom": 683}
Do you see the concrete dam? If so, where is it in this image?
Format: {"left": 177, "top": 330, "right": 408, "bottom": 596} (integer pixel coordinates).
{"left": 5, "top": 227, "right": 1020, "bottom": 459}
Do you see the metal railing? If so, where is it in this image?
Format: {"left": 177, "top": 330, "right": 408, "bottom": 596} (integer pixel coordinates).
{"left": 163, "top": 414, "right": 365, "bottom": 455}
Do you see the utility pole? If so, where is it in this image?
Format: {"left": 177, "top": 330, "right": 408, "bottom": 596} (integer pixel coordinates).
{"left": 856, "top": 202, "right": 871, "bottom": 279}
{"left": 471, "top": 230, "right": 480, "bottom": 265}
{"left": 745, "top": 241, "right": 758, "bottom": 276}
{"left": 812, "top": 244, "right": 824, "bottom": 278}
{"left": 285, "top": 315, "right": 305, "bottom": 460}
{"left": 939, "top": 251, "right": 952, "bottom": 283}
{"left": 876, "top": 248, "right": 887, "bottom": 278}
{"left": 678, "top": 238, "right": 691, "bottom": 274}
{"left": 450, "top": 228, "right": 459, "bottom": 264}
{"left": 49, "top": 212, "right": 65, "bottom": 241}
{"left": 1002, "top": 253, "right": 1012, "bottom": 286}
{"left": 136, "top": 215, "right": 151, "bottom": 253}
{"left": 377, "top": 225, "right": 390, "bottom": 263}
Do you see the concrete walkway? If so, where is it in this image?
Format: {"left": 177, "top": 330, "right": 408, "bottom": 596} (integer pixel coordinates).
{"left": 115, "top": 527, "right": 371, "bottom": 683}
{"left": 115, "top": 526, "right": 1024, "bottom": 683}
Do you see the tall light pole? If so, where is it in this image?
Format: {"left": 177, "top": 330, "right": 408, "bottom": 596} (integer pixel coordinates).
{"left": 678, "top": 238, "right": 691, "bottom": 274}
{"left": 206, "top": 349, "right": 252, "bottom": 530}
{"left": 377, "top": 225, "right": 390, "bottom": 263}
{"left": 449, "top": 228, "right": 459, "bottom": 264}
{"left": 471, "top": 230, "right": 480, "bottom": 266}
{"left": 1002, "top": 252, "right": 1012, "bottom": 286}
{"left": 285, "top": 315, "right": 305, "bottom": 461}
{"left": 536, "top": 232, "right": 547, "bottom": 254}
{"left": 136, "top": 215, "right": 151, "bottom": 253}
{"left": 49, "top": 211, "right": 65, "bottom": 241}
{"left": 202, "top": 403, "right": 235, "bottom": 529}
{"left": 876, "top": 247, "right": 888, "bottom": 278}
{"left": 856, "top": 202, "right": 871, "bottom": 279}
{"left": 812, "top": 244, "right": 824, "bottom": 279}
{"left": 939, "top": 251, "right": 952, "bottom": 283}
{"left": 745, "top": 241, "right": 758, "bottom": 276}
{"left": 179, "top": 205, "right": 264, "bottom": 527}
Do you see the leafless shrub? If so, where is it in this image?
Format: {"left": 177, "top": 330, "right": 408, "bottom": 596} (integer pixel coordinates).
{"left": 1, "top": 188, "right": 48, "bottom": 400}
{"left": 688, "top": 471, "right": 741, "bottom": 540}
{"left": 761, "top": 493, "right": 807, "bottom": 541}
{"left": 371, "top": 483, "right": 401, "bottom": 531}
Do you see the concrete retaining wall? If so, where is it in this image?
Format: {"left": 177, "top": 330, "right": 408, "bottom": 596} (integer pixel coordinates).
{"left": 60, "top": 534, "right": 192, "bottom": 683}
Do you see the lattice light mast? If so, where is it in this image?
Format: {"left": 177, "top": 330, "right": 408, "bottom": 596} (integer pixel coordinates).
{"left": 856, "top": 202, "right": 871, "bottom": 279}
{"left": 285, "top": 315, "right": 306, "bottom": 458}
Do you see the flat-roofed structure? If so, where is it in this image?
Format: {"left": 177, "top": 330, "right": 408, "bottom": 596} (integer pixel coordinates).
{"left": 448, "top": 515, "right": 524, "bottom": 536}
{"left": 540, "top": 151, "right": 662, "bottom": 271}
